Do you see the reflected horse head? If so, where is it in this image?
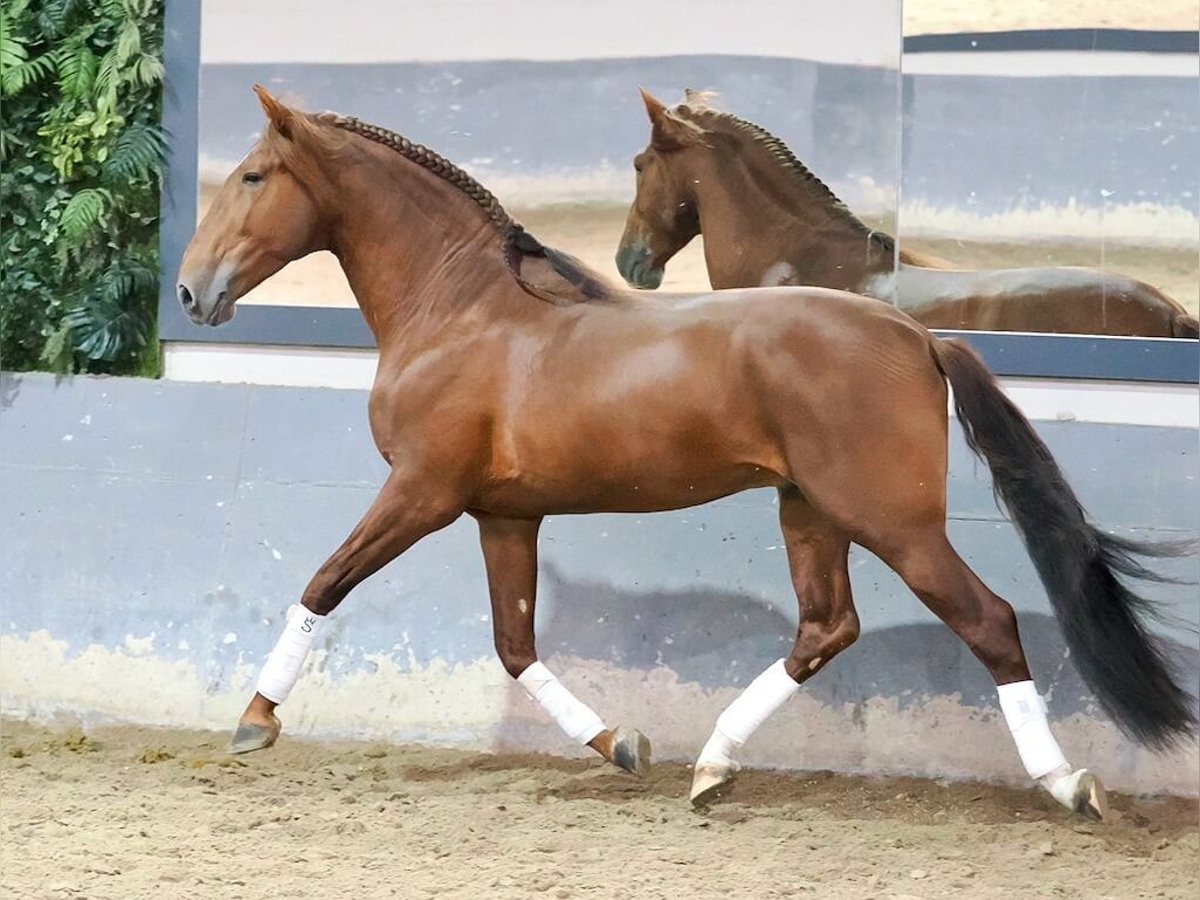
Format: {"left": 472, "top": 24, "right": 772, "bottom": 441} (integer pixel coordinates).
{"left": 614, "top": 89, "right": 708, "bottom": 290}
{"left": 176, "top": 87, "right": 333, "bottom": 325}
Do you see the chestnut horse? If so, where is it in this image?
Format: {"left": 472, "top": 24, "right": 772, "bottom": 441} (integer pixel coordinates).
{"left": 177, "top": 88, "right": 1195, "bottom": 819}
{"left": 616, "top": 90, "right": 1199, "bottom": 339}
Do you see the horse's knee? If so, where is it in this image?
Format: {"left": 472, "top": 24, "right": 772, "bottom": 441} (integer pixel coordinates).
{"left": 817, "top": 609, "right": 861, "bottom": 657}
{"left": 837, "top": 610, "right": 861, "bottom": 652}
{"left": 494, "top": 637, "right": 536, "bottom": 680}
{"left": 301, "top": 571, "right": 347, "bottom": 617}
{"left": 967, "top": 598, "right": 1026, "bottom": 680}
{"left": 786, "top": 609, "right": 859, "bottom": 678}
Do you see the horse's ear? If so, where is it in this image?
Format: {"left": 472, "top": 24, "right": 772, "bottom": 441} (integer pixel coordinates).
{"left": 254, "top": 84, "right": 295, "bottom": 139}
{"left": 640, "top": 87, "right": 668, "bottom": 125}
{"left": 639, "top": 87, "right": 690, "bottom": 150}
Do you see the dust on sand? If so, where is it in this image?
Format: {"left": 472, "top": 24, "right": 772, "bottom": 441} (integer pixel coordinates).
{"left": 2, "top": 719, "right": 1196, "bottom": 900}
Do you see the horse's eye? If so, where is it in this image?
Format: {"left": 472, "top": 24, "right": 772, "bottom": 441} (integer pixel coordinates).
{"left": 242, "top": 172, "right": 263, "bottom": 185}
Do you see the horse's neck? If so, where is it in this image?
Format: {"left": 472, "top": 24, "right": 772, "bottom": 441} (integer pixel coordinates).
{"left": 328, "top": 167, "right": 508, "bottom": 342}
{"left": 697, "top": 157, "right": 891, "bottom": 291}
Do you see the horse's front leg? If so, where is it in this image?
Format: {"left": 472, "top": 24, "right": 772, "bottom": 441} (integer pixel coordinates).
{"left": 476, "top": 513, "right": 650, "bottom": 775}
{"left": 229, "top": 469, "right": 462, "bottom": 753}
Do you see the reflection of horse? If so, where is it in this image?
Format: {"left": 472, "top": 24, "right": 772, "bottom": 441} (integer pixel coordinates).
{"left": 616, "top": 90, "right": 1199, "bottom": 338}
{"left": 177, "top": 87, "right": 1194, "bottom": 820}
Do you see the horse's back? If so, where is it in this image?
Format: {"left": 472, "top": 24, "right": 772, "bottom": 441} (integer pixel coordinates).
{"left": 886, "top": 264, "right": 1188, "bottom": 337}
{"left": 496, "top": 283, "right": 942, "bottom": 480}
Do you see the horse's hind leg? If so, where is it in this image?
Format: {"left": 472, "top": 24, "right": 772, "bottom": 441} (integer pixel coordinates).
{"left": 230, "top": 469, "right": 461, "bottom": 754}
{"left": 476, "top": 513, "right": 650, "bottom": 775}
{"left": 877, "top": 527, "right": 1107, "bottom": 820}
{"left": 691, "top": 488, "right": 857, "bottom": 804}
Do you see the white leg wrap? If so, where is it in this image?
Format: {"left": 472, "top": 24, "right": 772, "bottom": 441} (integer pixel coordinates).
{"left": 255, "top": 605, "right": 324, "bottom": 704}
{"left": 997, "top": 680, "right": 1068, "bottom": 781}
{"left": 698, "top": 659, "right": 800, "bottom": 767}
{"left": 517, "top": 661, "right": 606, "bottom": 745}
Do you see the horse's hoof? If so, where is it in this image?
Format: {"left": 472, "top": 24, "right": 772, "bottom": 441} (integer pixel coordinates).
{"left": 228, "top": 717, "right": 281, "bottom": 755}
{"left": 690, "top": 762, "right": 735, "bottom": 807}
{"left": 1071, "top": 770, "right": 1108, "bottom": 822}
{"left": 1050, "top": 768, "right": 1108, "bottom": 822}
{"left": 610, "top": 726, "right": 651, "bottom": 777}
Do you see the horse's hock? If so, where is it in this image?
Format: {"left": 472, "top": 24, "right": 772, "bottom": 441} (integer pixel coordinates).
{"left": 1, "top": 371, "right": 1196, "bottom": 795}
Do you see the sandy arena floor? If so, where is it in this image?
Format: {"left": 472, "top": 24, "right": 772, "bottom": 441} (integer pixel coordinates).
{"left": 1, "top": 719, "right": 1196, "bottom": 900}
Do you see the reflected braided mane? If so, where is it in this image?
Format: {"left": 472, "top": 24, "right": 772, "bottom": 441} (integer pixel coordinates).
{"left": 676, "top": 100, "right": 894, "bottom": 251}
{"left": 324, "top": 113, "right": 609, "bottom": 301}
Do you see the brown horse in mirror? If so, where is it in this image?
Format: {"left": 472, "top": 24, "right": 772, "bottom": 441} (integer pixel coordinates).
{"left": 177, "top": 87, "right": 1196, "bottom": 820}
{"left": 616, "top": 90, "right": 1198, "bottom": 339}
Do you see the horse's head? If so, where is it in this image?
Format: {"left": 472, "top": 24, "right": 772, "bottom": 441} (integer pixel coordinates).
{"left": 176, "top": 86, "right": 331, "bottom": 325}
{"left": 615, "top": 89, "right": 706, "bottom": 290}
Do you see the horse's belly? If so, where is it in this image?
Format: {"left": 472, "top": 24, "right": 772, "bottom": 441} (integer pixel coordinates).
{"left": 476, "top": 399, "right": 787, "bottom": 515}
{"left": 474, "top": 458, "right": 784, "bottom": 517}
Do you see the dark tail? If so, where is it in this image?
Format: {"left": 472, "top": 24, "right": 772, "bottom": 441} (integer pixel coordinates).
{"left": 931, "top": 338, "right": 1197, "bottom": 749}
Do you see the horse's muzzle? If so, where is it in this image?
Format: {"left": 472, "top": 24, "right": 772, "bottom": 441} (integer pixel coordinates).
{"left": 177, "top": 283, "right": 199, "bottom": 317}
{"left": 615, "top": 242, "right": 664, "bottom": 290}
{"left": 176, "top": 275, "right": 235, "bottom": 326}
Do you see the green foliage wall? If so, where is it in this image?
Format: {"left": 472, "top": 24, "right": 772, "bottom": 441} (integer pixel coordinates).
{"left": 1, "top": 0, "right": 165, "bottom": 375}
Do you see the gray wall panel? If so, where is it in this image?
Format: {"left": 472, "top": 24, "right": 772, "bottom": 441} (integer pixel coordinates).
{"left": 2, "top": 372, "right": 1196, "bottom": 790}
{"left": 901, "top": 73, "right": 1198, "bottom": 213}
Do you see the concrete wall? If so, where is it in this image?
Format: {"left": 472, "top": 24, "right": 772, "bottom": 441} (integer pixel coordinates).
{"left": 1, "top": 372, "right": 1197, "bottom": 793}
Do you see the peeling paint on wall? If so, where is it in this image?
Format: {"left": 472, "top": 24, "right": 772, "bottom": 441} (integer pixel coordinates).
{"left": 3, "top": 632, "right": 1195, "bottom": 795}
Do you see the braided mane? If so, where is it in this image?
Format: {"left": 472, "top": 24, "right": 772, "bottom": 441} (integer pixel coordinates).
{"left": 323, "top": 113, "right": 611, "bottom": 302}
{"left": 674, "top": 99, "right": 894, "bottom": 252}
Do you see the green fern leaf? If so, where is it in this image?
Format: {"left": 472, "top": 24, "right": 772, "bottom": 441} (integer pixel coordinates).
{"left": 114, "top": 18, "right": 141, "bottom": 64}
{"left": 93, "top": 47, "right": 121, "bottom": 113}
{"left": 93, "top": 264, "right": 153, "bottom": 308}
{"left": 2, "top": 54, "right": 55, "bottom": 97}
{"left": 56, "top": 43, "right": 97, "bottom": 98}
{"left": 36, "top": 0, "right": 78, "bottom": 39}
{"left": 65, "top": 270, "right": 154, "bottom": 362}
{"left": 130, "top": 53, "right": 163, "bottom": 87}
{"left": 0, "top": 9, "right": 29, "bottom": 88}
{"left": 102, "top": 122, "right": 165, "bottom": 182}
{"left": 0, "top": 31, "right": 28, "bottom": 72}
{"left": 99, "top": 0, "right": 128, "bottom": 19}
{"left": 120, "top": 0, "right": 155, "bottom": 20}
{"left": 60, "top": 187, "right": 111, "bottom": 240}
{"left": 5, "top": 0, "right": 34, "bottom": 22}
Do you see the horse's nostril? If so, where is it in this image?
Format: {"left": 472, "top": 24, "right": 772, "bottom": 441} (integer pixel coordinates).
{"left": 178, "top": 284, "right": 195, "bottom": 310}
